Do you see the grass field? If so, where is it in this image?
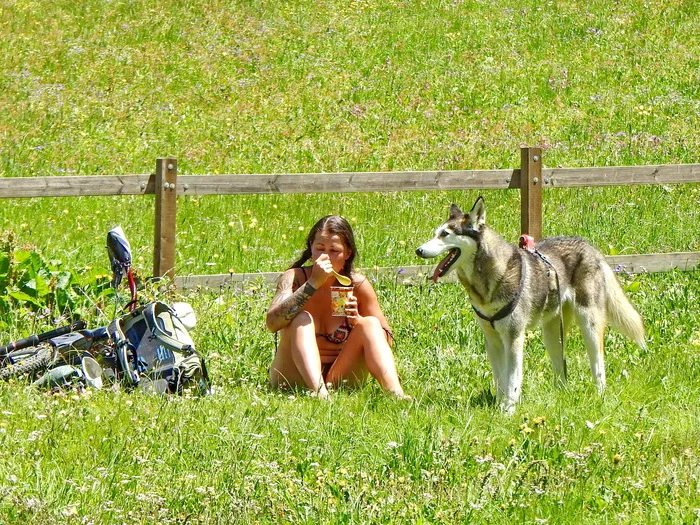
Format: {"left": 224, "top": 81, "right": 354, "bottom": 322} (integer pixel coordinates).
{"left": 1, "top": 0, "right": 699, "bottom": 523}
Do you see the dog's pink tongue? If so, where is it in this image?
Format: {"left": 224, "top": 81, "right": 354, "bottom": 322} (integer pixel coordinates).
{"left": 432, "top": 252, "right": 454, "bottom": 283}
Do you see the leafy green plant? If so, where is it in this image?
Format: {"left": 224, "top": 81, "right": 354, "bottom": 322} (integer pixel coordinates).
{"left": 0, "top": 231, "right": 112, "bottom": 333}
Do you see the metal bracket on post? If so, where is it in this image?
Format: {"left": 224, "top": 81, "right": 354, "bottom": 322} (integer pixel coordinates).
{"left": 154, "top": 158, "right": 177, "bottom": 282}
{"left": 520, "top": 146, "right": 543, "bottom": 240}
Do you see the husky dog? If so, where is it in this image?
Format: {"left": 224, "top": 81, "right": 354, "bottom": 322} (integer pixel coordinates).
{"left": 416, "top": 197, "right": 646, "bottom": 413}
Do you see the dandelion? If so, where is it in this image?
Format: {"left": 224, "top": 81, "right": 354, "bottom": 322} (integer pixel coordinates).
{"left": 62, "top": 505, "right": 79, "bottom": 517}
{"left": 520, "top": 424, "right": 534, "bottom": 435}
{"left": 690, "top": 332, "right": 700, "bottom": 347}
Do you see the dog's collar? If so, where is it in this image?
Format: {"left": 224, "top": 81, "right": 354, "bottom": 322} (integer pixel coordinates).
{"left": 472, "top": 253, "right": 526, "bottom": 328}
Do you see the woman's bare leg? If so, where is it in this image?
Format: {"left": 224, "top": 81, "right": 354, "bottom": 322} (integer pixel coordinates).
{"left": 269, "top": 311, "right": 330, "bottom": 398}
{"left": 326, "top": 316, "right": 408, "bottom": 398}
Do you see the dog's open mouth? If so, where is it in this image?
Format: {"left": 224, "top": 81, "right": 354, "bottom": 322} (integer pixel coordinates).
{"left": 432, "top": 248, "right": 460, "bottom": 283}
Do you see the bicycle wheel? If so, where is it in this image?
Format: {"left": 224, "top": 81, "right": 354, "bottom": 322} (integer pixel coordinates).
{"left": 0, "top": 343, "right": 56, "bottom": 380}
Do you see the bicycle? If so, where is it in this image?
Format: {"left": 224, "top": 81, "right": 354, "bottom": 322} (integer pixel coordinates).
{"left": 0, "top": 227, "right": 210, "bottom": 394}
{"left": 0, "top": 320, "right": 87, "bottom": 380}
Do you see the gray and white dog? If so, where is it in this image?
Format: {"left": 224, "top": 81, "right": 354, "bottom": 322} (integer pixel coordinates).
{"left": 416, "top": 197, "right": 646, "bottom": 413}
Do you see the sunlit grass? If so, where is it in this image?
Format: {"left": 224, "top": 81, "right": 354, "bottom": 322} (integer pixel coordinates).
{"left": 1, "top": 0, "right": 699, "bottom": 522}
{"left": 1, "top": 271, "right": 699, "bottom": 523}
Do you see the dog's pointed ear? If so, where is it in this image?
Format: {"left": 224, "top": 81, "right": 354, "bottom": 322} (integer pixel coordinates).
{"left": 469, "top": 196, "right": 486, "bottom": 230}
{"left": 448, "top": 203, "right": 464, "bottom": 220}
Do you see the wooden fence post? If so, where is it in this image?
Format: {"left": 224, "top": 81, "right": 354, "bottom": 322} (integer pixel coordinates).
{"left": 154, "top": 157, "right": 177, "bottom": 281}
{"left": 520, "top": 146, "right": 543, "bottom": 239}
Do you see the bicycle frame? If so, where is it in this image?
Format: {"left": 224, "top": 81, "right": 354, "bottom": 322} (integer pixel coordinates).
{"left": 0, "top": 320, "right": 86, "bottom": 360}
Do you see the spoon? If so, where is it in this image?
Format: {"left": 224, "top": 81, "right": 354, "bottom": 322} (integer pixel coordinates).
{"left": 332, "top": 270, "right": 352, "bottom": 286}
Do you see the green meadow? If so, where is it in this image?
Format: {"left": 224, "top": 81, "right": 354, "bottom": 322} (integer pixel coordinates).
{"left": 1, "top": 0, "right": 699, "bottom": 523}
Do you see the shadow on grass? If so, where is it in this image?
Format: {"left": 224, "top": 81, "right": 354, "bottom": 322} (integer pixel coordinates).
{"left": 469, "top": 387, "right": 496, "bottom": 409}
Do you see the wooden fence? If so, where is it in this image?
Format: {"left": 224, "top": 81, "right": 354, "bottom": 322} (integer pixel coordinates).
{"left": 1, "top": 147, "right": 699, "bottom": 289}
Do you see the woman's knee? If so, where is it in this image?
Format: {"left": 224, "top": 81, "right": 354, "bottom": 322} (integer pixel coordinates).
{"left": 356, "top": 315, "right": 382, "bottom": 331}
{"left": 280, "top": 311, "right": 315, "bottom": 340}
{"left": 287, "top": 310, "right": 314, "bottom": 329}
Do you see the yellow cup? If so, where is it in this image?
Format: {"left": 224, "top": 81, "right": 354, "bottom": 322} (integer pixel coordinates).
{"left": 330, "top": 286, "right": 353, "bottom": 316}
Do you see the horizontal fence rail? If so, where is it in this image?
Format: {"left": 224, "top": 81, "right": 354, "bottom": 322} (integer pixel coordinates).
{"left": 542, "top": 164, "right": 700, "bottom": 187}
{"left": 1, "top": 151, "right": 699, "bottom": 288}
{"left": 175, "top": 252, "right": 700, "bottom": 290}
{"left": 3, "top": 164, "right": 699, "bottom": 198}
{"left": 0, "top": 174, "right": 156, "bottom": 197}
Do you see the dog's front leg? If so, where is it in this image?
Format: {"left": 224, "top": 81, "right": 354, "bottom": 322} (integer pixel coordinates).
{"left": 482, "top": 326, "right": 505, "bottom": 403}
{"left": 500, "top": 333, "right": 525, "bottom": 415}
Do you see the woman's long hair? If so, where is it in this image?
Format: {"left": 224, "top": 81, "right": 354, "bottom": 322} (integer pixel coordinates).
{"left": 290, "top": 215, "right": 357, "bottom": 276}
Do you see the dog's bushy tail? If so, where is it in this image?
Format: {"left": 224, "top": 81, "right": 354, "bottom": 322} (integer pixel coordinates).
{"left": 603, "top": 265, "right": 646, "bottom": 349}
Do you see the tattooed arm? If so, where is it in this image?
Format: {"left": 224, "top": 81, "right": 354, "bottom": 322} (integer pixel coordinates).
{"left": 265, "top": 269, "right": 318, "bottom": 333}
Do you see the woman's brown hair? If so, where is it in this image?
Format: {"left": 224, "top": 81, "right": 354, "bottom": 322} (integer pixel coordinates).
{"left": 289, "top": 215, "right": 357, "bottom": 276}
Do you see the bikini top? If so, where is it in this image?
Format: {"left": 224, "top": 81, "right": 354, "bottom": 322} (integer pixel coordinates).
{"left": 317, "top": 317, "right": 353, "bottom": 345}
{"left": 296, "top": 267, "right": 354, "bottom": 345}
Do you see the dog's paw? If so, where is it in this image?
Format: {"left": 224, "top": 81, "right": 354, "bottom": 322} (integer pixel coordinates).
{"left": 499, "top": 399, "right": 517, "bottom": 415}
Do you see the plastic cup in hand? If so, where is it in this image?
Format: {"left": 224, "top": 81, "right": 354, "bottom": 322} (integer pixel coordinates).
{"left": 330, "top": 286, "right": 353, "bottom": 316}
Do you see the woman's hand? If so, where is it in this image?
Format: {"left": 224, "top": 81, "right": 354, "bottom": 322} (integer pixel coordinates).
{"left": 344, "top": 292, "right": 360, "bottom": 326}
{"left": 308, "top": 253, "right": 335, "bottom": 289}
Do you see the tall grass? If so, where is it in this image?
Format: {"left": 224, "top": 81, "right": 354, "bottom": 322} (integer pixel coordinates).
{"left": 1, "top": 0, "right": 699, "bottom": 522}
{"left": 1, "top": 272, "right": 699, "bottom": 523}
{"left": 1, "top": 0, "right": 698, "bottom": 274}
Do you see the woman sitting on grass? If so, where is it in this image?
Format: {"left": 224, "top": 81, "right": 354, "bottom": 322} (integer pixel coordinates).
{"left": 266, "top": 215, "right": 408, "bottom": 400}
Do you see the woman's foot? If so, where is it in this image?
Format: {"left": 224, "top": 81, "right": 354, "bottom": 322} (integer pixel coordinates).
{"left": 313, "top": 384, "right": 331, "bottom": 400}
{"left": 390, "top": 389, "right": 412, "bottom": 401}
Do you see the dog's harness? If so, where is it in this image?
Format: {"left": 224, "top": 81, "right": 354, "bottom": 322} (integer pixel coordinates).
{"left": 472, "top": 255, "right": 527, "bottom": 328}
{"left": 471, "top": 236, "right": 566, "bottom": 360}
{"left": 520, "top": 235, "right": 566, "bottom": 373}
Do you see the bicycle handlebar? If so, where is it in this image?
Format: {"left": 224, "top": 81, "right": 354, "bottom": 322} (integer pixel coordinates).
{"left": 0, "top": 320, "right": 87, "bottom": 357}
